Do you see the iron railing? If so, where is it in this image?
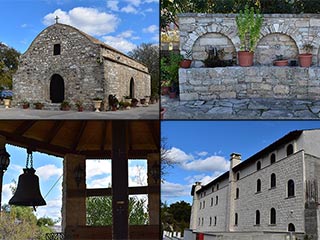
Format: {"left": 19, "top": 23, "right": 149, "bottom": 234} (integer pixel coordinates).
{"left": 45, "top": 232, "right": 64, "bottom": 240}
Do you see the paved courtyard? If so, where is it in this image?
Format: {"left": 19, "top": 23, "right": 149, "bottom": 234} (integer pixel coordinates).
{"left": 0, "top": 103, "right": 159, "bottom": 119}
{"left": 161, "top": 96, "right": 320, "bottom": 119}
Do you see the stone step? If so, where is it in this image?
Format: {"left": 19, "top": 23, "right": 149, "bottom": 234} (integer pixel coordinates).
{"left": 43, "top": 103, "right": 61, "bottom": 111}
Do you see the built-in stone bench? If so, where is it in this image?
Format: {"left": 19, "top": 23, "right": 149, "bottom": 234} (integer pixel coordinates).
{"left": 179, "top": 66, "right": 320, "bottom": 101}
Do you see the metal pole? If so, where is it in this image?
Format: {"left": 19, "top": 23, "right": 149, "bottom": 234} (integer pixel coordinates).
{"left": 0, "top": 170, "right": 3, "bottom": 212}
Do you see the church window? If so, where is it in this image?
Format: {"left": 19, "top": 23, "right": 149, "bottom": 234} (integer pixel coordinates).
{"left": 235, "top": 213, "right": 238, "bottom": 226}
{"left": 270, "top": 153, "right": 276, "bottom": 164}
{"left": 211, "top": 197, "right": 213, "bottom": 206}
{"left": 257, "top": 179, "right": 261, "bottom": 193}
{"left": 288, "top": 223, "right": 295, "bottom": 232}
{"left": 255, "top": 210, "right": 260, "bottom": 225}
{"left": 209, "top": 217, "right": 212, "bottom": 226}
{"left": 288, "top": 179, "right": 295, "bottom": 197}
{"left": 54, "top": 44, "right": 61, "bottom": 55}
{"left": 214, "top": 216, "right": 217, "bottom": 226}
{"left": 236, "top": 188, "right": 239, "bottom": 199}
{"left": 200, "top": 202, "right": 202, "bottom": 209}
{"left": 215, "top": 196, "right": 218, "bottom": 205}
{"left": 271, "top": 173, "right": 276, "bottom": 188}
{"left": 217, "top": 183, "right": 219, "bottom": 190}
{"left": 257, "top": 161, "right": 261, "bottom": 171}
{"left": 287, "top": 144, "right": 294, "bottom": 156}
{"left": 236, "top": 172, "right": 240, "bottom": 180}
{"left": 202, "top": 218, "right": 204, "bottom": 226}
{"left": 270, "top": 208, "right": 276, "bottom": 224}
{"left": 203, "top": 200, "right": 205, "bottom": 208}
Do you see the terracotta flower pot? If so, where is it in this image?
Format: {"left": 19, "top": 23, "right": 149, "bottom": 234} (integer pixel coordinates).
{"left": 23, "top": 103, "right": 29, "bottom": 109}
{"left": 238, "top": 51, "right": 254, "bottom": 67}
{"left": 77, "top": 107, "right": 83, "bottom": 112}
{"left": 299, "top": 54, "right": 312, "bottom": 67}
{"left": 93, "top": 100, "right": 102, "bottom": 112}
{"left": 273, "top": 59, "right": 288, "bottom": 66}
{"left": 4, "top": 99, "right": 11, "bottom": 109}
{"left": 180, "top": 59, "right": 192, "bottom": 68}
{"left": 161, "top": 86, "right": 170, "bottom": 95}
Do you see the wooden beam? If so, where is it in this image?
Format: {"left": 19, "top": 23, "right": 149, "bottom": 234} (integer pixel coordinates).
{"left": 100, "top": 121, "right": 107, "bottom": 151}
{"left": 86, "top": 186, "right": 159, "bottom": 197}
{"left": 44, "top": 121, "right": 65, "bottom": 144}
{"left": 14, "top": 120, "right": 36, "bottom": 135}
{"left": 71, "top": 121, "right": 87, "bottom": 151}
{"left": 112, "top": 121, "right": 128, "bottom": 240}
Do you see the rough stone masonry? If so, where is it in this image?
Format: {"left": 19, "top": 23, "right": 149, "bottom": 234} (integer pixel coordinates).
{"left": 13, "top": 23, "right": 151, "bottom": 109}
{"left": 178, "top": 14, "right": 320, "bottom": 101}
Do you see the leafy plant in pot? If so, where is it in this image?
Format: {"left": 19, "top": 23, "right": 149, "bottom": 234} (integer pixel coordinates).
{"left": 60, "top": 100, "right": 71, "bottom": 111}
{"left": 180, "top": 50, "right": 192, "bottom": 68}
{"left": 273, "top": 55, "right": 288, "bottom": 66}
{"left": 299, "top": 43, "right": 313, "bottom": 67}
{"left": 236, "top": 5, "right": 263, "bottom": 67}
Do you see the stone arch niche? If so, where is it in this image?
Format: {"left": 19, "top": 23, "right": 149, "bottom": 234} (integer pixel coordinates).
{"left": 50, "top": 74, "right": 65, "bottom": 103}
{"left": 192, "top": 32, "right": 236, "bottom": 67}
{"left": 129, "top": 77, "right": 135, "bottom": 99}
{"left": 255, "top": 33, "right": 299, "bottom": 65}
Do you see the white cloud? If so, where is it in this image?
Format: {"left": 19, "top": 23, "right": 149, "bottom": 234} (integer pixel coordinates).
{"left": 121, "top": 5, "right": 138, "bottom": 14}
{"left": 143, "top": 24, "right": 158, "bottom": 33}
{"left": 102, "top": 35, "right": 137, "bottom": 53}
{"left": 183, "top": 156, "right": 229, "bottom": 172}
{"left": 167, "top": 147, "right": 193, "bottom": 163}
{"left": 185, "top": 172, "right": 223, "bottom": 185}
{"left": 43, "top": 7, "right": 120, "bottom": 36}
{"left": 161, "top": 181, "right": 190, "bottom": 198}
{"left": 89, "top": 175, "right": 112, "bottom": 188}
{"left": 107, "top": 0, "right": 119, "bottom": 11}
{"left": 126, "top": 0, "right": 142, "bottom": 7}
{"left": 166, "top": 147, "right": 229, "bottom": 172}
{"left": 86, "top": 160, "right": 111, "bottom": 179}
{"left": 197, "top": 151, "right": 208, "bottom": 157}
{"left": 35, "top": 198, "right": 62, "bottom": 222}
{"left": 2, "top": 183, "right": 15, "bottom": 204}
{"left": 118, "top": 30, "right": 134, "bottom": 38}
{"left": 36, "top": 164, "right": 62, "bottom": 181}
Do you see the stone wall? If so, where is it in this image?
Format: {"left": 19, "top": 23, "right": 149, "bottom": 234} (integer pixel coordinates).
{"left": 178, "top": 14, "right": 320, "bottom": 101}
{"left": 179, "top": 66, "right": 320, "bottom": 101}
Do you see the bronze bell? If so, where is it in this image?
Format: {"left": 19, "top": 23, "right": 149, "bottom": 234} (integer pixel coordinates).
{"left": 9, "top": 167, "right": 46, "bottom": 208}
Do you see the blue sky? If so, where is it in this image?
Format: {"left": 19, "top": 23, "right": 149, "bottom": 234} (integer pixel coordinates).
{"left": 1, "top": 0, "right": 159, "bottom": 54}
{"left": 161, "top": 121, "right": 320, "bottom": 205}
{"left": 2, "top": 145, "right": 148, "bottom": 222}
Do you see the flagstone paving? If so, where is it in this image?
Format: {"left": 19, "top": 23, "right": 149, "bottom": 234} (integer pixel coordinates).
{"left": 161, "top": 96, "right": 320, "bottom": 119}
{"left": 0, "top": 103, "right": 159, "bottom": 119}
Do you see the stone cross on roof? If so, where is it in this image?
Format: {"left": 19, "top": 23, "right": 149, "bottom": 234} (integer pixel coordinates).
{"left": 55, "top": 16, "right": 59, "bottom": 24}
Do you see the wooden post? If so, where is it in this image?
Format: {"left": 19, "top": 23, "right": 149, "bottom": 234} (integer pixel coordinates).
{"left": 112, "top": 121, "right": 129, "bottom": 239}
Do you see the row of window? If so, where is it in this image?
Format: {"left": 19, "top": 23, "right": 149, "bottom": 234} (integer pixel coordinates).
{"left": 235, "top": 179, "right": 295, "bottom": 199}
{"left": 234, "top": 209, "right": 295, "bottom": 232}
{"left": 200, "top": 196, "right": 219, "bottom": 209}
{"left": 236, "top": 143, "right": 294, "bottom": 181}
{"left": 198, "top": 216, "right": 217, "bottom": 226}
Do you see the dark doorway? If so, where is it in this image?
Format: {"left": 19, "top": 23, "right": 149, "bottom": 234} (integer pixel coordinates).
{"left": 130, "top": 78, "right": 134, "bottom": 99}
{"left": 50, "top": 74, "right": 64, "bottom": 103}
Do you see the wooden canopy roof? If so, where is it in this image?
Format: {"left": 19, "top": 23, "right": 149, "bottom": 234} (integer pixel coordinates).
{"left": 0, "top": 120, "right": 159, "bottom": 159}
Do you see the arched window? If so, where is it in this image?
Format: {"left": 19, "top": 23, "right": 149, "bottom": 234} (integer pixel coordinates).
{"left": 287, "top": 144, "right": 294, "bottom": 156}
{"left": 257, "top": 161, "right": 261, "bottom": 171}
{"left": 271, "top": 173, "right": 276, "bottom": 188}
{"left": 288, "top": 179, "right": 295, "bottom": 197}
{"left": 214, "top": 216, "right": 217, "bottom": 226}
{"left": 236, "top": 188, "right": 239, "bottom": 199}
{"left": 236, "top": 172, "right": 240, "bottom": 180}
{"left": 235, "top": 213, "right": 238, "bottom": 226}
{"left": 257, "top": 179, "right": 261, "bottom": 192}
{"left": 198, "top": 218, "right": 200, "bottom": 226}
{"left": 255, "top": 210, "right": 260, "bottom": 225}
{"left": 203, "top": 200, "right": 205, "bottom": 208}
{"left": 217, "top": 183, "right": 219, "bottom": 190}
{"left": 211, "top": 197, "right": 213, "bottom": 206}
{"left": 53, "top": 43, "right": 61, "bottom": 55}
{"left": 215, "top": 196, "right": 218, "bottom": 205}
{"left": 209, "top": 217, "right": 212, "bottom": 226}
{"left": 288, "top": 223, "right": 295, "bottom": 232}
{"left": 270, "top": 153, "right": 276, "bottom": 164}
{"left": 270, "top": 208, "right": 276, "bottom": 224}
{"left": 202, "top": 218, "right": 204, "bottom": 226}
{"left": 200, "top": 202, "right": 202, "bottom": 209}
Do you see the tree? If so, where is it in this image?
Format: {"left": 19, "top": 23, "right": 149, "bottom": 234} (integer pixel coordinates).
{"left": 161, "top": 137, "right": 176, "bottom": 179}
{"left": 86, "top": 196, "right": 149, "bottom": 226}
{"left": 128, "top": 43, "right": 159, "bottom": 95}
{"left": 0, "top": 43, "right": 20, "bottom": 89}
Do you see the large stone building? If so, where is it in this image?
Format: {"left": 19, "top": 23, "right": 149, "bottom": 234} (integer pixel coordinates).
{"left": 188, "top": 129, "right": 320, "bottom": 240}
{"left": 13, "top": 22, "right": 151, "bottom": 109}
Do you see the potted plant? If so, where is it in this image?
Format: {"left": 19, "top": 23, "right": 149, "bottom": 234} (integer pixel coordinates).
{"left": 108, "top": 95, "right": 119, "bottom": 111}
{"left": 161, "top": 57, "right": 171, "bottom": 95}
{"left": 150, "top": 93, "right": 159, "bottom": 104}
{"left": 140, "top": 98, "right": 146, "bottom": 105}
{"left": 299, "top": 43, "right": 313, "bottom": 67}
{"left": 34, "top": 102, "right": 44, "bottom": 110}
{"left": 60, "top": 100, "right": 71, "bottom": 111}
{"left": 123, "top": 101, "right": 131, "bottom": 110}
{"left": 93, "top": 97, "right": 102, "bottom": 112}
{"left": 22, "top": 100, "right": 30, "bottom": 109}
{"left": 123, "top": 95, "right": 132, "bottom": 104}
{"left": 180, "top": 50, "right": 192, "bottom": 68}
{"left": 236, "top": 5, "right": 263, "bottom": 67}
{"left": 131, "top": 98, "right": 139, "bottom": 107}
{"left": 273, "top": 55, "right": 288, "bottom": 66}
{"left": 161, "top": 80, "right": 171, "bottom": 95}
{"left": 3, "top": 96, "right": 12, "bottom": 109}
{"left": 75, "top": 100, "right": 84, "bottom": 112}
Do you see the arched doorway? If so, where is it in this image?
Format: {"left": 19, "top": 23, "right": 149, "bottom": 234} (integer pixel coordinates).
{"left": 130, "top": 78, "right": 134, "bottom": 99}
{"left": 50, "top": 74, "right": 64, "bottom": 103}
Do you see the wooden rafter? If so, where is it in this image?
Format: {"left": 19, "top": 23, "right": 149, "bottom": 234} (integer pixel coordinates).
{"left": 44, "top": 120, "right": 65, "bottom": 144}
{"left": 13, "top": 120, "right": 36, "bottom": 136}
{"left": 71, "top": 121, "right": 87, "bottom": 151}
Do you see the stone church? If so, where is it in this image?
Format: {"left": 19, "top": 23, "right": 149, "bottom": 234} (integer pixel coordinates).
{"left": 187, "top": 129, "right": 320, "bottom": 240}
{"left": 13, "top": 22, "right": 151, "bottom": 109}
